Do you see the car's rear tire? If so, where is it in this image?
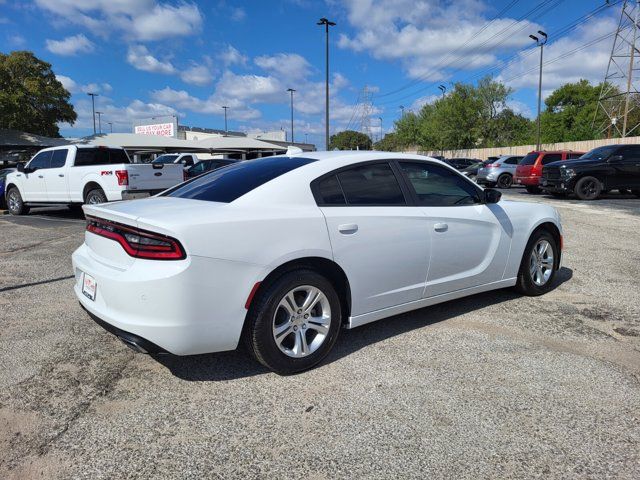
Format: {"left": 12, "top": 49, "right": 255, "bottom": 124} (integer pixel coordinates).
{"left": 514, "top": 230, "right": 558, "bottom": 296}
{"left": 497, "top": 173, "right": 513, "bottom": 189}
{"left": 244, "top": 269, "right": 342, "bottom": 375}
{"left": 85, "top": 188, "right": 107, "bottom": 205}
{"left": 574, "top": 176, "right": 601, "bottom": 200}
{"left": 525, "top": 186, "right": 541, "bottom": 194}
{"left": 6, "top": 187, "right": 29, "bottom": 215}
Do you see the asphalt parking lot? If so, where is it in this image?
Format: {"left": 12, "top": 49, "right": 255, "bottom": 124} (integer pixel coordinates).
{"left": 1, "top": 189, "right": 639, "bottom": 479}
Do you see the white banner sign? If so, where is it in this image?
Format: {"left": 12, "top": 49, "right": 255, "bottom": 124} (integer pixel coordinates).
{"left": 134, "top": 123, "right": 175, "bottom": 137}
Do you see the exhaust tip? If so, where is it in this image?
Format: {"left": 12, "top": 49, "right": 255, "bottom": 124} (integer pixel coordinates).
{"left": 120, "top": 337, "right": 148, "bottom": 354}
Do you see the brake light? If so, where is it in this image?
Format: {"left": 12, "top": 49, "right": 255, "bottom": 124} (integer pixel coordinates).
{"left": 115, "top": 170, "right": 129, "bottom": 186}
{"left": 531, "top": 165, "right": 542, "bottom": 176}
{"left": 86, "top": 216, "right": 185, "bottom": 260}
{"left": 486, "top": 164, "right": 499, "bottom": 168}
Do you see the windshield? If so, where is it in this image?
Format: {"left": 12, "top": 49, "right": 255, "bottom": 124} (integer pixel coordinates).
{"left": 580, "top": 146, "right": 618, "bottom": 161}
{"left": 519, "top": 153, "right": 539, "bottom": 165}
{"left": 152, "top": 154, "right": 179, "bottom": 164}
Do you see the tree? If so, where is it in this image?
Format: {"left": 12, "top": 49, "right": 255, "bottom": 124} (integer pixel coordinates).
{"left": 373, "top": 132, "right": 400, "bottom": 151}
{"left": 329, "top": 130, "right": 372, "bottom": 150}
{"left": 0, "top": 51, "right": 77, "bottom": 137}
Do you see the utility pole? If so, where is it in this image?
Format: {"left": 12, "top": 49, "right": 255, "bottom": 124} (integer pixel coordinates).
{"left": 107, "top": 122, "right": 113, "bottom": 133}
{"left": 318, "top": 17, "right": 336, "bottom": 150}
{"left": 438, "top": 84, "right": 447, "bottom": 99}
{"left": 95, "top": 111, "right": 103, "bottom": 134}
{"left": 399, "top": 105, "right": 405, "bottom": 118}
{"left": 378, "top": 117, "right": 383, "bottom": 141}
{"left": 305, "top": 133, "right": 308, "bottom": 143}
{"left": 287, "top": 88, "right": 296, "bottom": 143}
{"left": 529, "top": 31, "right": 547, "bottom": 151}
{"left": 222, "top": 106, "right": 229, "bottom": 133}
{"left": 87, "top": 93, "right": 99, "bottom": 134}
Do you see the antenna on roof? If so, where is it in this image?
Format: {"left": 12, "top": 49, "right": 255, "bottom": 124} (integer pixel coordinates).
{"left": 286, "top": 146, "right": 303, "bottom": 156}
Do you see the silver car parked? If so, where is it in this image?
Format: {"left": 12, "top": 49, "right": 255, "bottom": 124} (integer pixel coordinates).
{"left": 476, "top": 155, "right": 523, "bottom": 188}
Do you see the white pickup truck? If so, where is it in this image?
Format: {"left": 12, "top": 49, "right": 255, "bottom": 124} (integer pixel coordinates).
{"left": 4, "top": 145, "right": 184, "bottom": 215}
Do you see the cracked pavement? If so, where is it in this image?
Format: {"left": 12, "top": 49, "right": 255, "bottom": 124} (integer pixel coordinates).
{"left": 0, "top": 193, "right": 639, "bottom": 479}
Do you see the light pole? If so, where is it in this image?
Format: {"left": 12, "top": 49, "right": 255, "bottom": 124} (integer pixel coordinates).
{"left": 107, "top": 122, "right": 113, "bottom": 133}
{"left": 95, "top": 111, "right": 103, "bottom": 134}
{"left": 317, "top": 17, "right": 336, "bottom": 150}
{"left": 287, "top": 88, "right": 296, "bottom": 143}
{"left": 87, "top": 92, "right": 99, "bottom": 134}
{"left": 438, "top": 84, "right": 447, "bottom": 99}
{"left": 222, "top": 106, "right": 229, "bottom": 133}
{"left": 399, "top": 105, "right": 405, "bottom": 118}
{"left": 378, "top": 117, "right": 383, "bottom": 141}
{"left": 305, "top": 133, "right": 308, "bottom": 143}
{"left": 530, "top": 30, "right": 547, "bottom": 151}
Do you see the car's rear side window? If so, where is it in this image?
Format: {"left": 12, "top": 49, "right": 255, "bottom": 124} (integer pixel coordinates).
{"left": 74, "top": 148, "right": 130, "bottom": 166}
{"left": 336, "top": 163, "right": 406, "bottom": 205}
{"left": 316, "top": 175, "right": 346, "bottom": 205}
{"left": 542, "top": 153, "right": 562, "bottom": 165}
{"left": 165, "top": 156, "right": 316, "bottom": 203}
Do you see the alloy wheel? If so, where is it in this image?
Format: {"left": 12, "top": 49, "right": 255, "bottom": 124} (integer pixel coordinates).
{"left": 272, "top": 285, "right": 332, "bottom": 358}
{"left": 498, "top": 174, "right": 512, "bottom": 188}
{"left": 529, "top": 239, "right": 554, "bottom": 286}
{"left": 579, "top": 179, "right": 598, "bottom": 199}
{"left": 8, "top": 191, "right": 19, "bottom": 213}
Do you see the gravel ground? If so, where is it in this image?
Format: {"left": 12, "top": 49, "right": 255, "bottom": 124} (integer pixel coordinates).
{"left": 1, "top": 191, "right": 639, "bottom": 480}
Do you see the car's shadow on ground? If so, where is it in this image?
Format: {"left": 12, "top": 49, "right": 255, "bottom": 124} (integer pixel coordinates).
{"left": 155, "top": 267, "right": 573, "bottom": 382}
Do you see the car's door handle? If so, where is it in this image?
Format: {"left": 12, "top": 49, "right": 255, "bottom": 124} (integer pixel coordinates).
{"left": 434, "top": 223, "right": 448, "bottom": 232}
{"left": 38, "top": 175, "right": 44, "bottom": 178}
{"left": 338, "top": 223, "right": 358, "bottom": 234}
{"left": 58, "top": 174, "right": 64, "bottom": 177}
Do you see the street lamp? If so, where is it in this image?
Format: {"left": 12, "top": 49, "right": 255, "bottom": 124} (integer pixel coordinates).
{"left": 530, "top": 30, "right": 547, "bottom": 151}
{"left": 95, "top": 111, "right": 103, "bottom": 134}
{"left": 287, "top": 88, "right": 296, "bottom": 143}
{"left": 438, "top": 84, "right": 447, "bottom": 99}
{"left": 305, "top": 133, "right": 309, "bottom": 143}
{"left": 87, "top": 92, "right": 99, "bottom": 134}
{"left": 399, "top": 105, "right": 405, "bottom": 118}
{"left": 222, "top": 106, "right": 229, "bottom": 133}
{"left": 107, "top": 122, "right": 113, "bottom": 133}
{"left": 317, "top": 17, "right": 336, "bottom": 150}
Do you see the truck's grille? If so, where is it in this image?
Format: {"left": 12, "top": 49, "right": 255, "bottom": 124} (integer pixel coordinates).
{"left": 543, "top": 166, "right": 561, "bottom": 181}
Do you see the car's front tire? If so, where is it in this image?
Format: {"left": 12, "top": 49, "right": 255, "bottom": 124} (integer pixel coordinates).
{"left": 574, "top": 176, "right": 602, "bottom": 200}
{"left": 6, "top": 187, "right": 29, "bottom": 215}
{"left": 514, "top": 230, "right": 558, "bottom": 296}
{"left": 245, "top": 269, "right": 342, "bottom": 374}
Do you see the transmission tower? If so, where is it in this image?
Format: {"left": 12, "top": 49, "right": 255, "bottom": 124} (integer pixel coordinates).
{"left": 358, "top": 86, "right": 374, "bottom": 141}
{"left": 595, "top": 0, "right": 640, "bottom": 138}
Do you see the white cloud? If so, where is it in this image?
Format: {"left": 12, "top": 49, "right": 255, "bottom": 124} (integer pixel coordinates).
{"left": 254, "top": 53, "right": 313, "bottom": 82}
{"left": 34, "top": 0, "right": 202, "bottom": 41}
{"left": 230, "top": 7, "right": 246, "bottom": 22}
{"left": 56, "top": 75, "right": 78, "bottom": 93}
{"left": 218, "top": 45, "right": 248, "bottom": 67}
{"left": 126, "top": 45, "right": 175, "bottom": 74}
{"left": 337, "top": 0, "right": 540, "bottom": 81}
{"left": 180, "top": 63, "right": 214, "bottom": 86}
{"left": 497, "top": 15, "right": 617, "bottom": 93}
{"left": 56, "top": 75, "right": 112, "bottom": 95}
{"left": 45, "top": 34, "right": 95, "bottom": 56}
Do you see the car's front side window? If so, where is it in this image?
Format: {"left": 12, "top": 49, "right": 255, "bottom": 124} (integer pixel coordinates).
{"left": 399, "top": 161, "right": 481, "bottom": 207}
{"left": 28, "top": 151, "right": 53, "bottom": 170}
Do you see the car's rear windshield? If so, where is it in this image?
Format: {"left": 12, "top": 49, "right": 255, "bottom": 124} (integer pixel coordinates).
{"left": 519, "top": 153, "right": 539, "bottom": 165}
{"left": 580, "top": 145, "right": 618, "bottom": 160}
{"left": 152, "top": 154, "right": 179, "bottom": 164}
{"left": 73, "top": 148, "right": 130, "bottom": 166}
{"left": 164, "top": 156, "right": 316, "bottom": 203}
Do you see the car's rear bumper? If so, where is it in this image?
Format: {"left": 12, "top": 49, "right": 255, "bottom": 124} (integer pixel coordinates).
{"left": 72, "top": 243, "right": 264, "bottom": 355}
{"left": 515, "top": 175, "right": 539, "bottom": 186}
{"left": 121, "top": 189, "right": 166, "bottom": 201}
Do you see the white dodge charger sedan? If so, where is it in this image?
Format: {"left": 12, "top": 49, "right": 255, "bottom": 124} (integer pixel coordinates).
{"left": 72, "top": 151, "right": 562, "bottom": 374}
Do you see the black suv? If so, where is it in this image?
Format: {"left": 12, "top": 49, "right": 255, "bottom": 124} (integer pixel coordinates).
{"left": 541, "top": 144, "right": 640, "bottom": 200}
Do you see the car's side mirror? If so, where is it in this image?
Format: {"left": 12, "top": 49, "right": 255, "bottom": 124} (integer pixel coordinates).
{"left": 16, "top": 163, "right": 25, "bottom": 173}
{"left": 484, "top": 188, "right": 502, "bottom": 204}
{"left": 608, "top": 154, "right": 623, "bottom": 162}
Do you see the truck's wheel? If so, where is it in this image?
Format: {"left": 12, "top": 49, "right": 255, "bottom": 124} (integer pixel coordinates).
{"left": 85, "top": 188, "right": 107, "bottom": 205}
{"left": 6, "top": 187, "right": 29, "bottom": 215}
{"left": 574, "top": 176, "right": 601, "bottom": 200}
{"left": 497, "top": 173, "right": 513, "bottom": 189}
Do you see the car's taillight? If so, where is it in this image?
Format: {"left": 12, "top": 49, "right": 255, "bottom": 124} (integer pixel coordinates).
{"left": 531, "top": 165, "right": 542, "bottom": 176}
{"left": 115, "top": 170, "right": 129, "bottom": 186}
{"left": 486, "top": 164, "right": 499, "bottom": 168}
{"left": 86, "top": 216, "right": 185, "bottom": 260}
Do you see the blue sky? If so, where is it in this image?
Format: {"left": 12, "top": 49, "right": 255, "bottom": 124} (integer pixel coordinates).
{"left": 0, "top": 0, "right": 620, "bottom": 147}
